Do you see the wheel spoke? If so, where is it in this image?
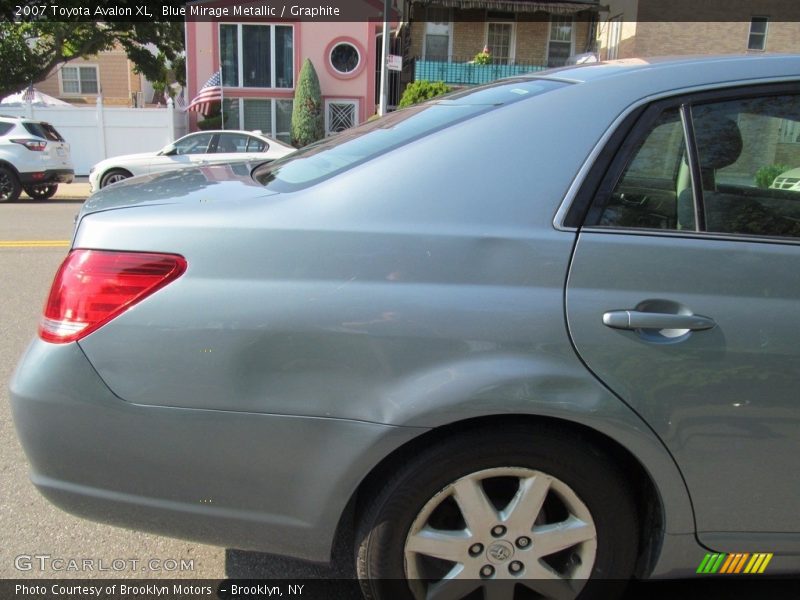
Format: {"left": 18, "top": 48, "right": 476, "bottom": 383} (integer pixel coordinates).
{"left": 501, "top": 473, "right": 551, "bottom": 532}
{"left": 451, "top": 477, "right": 498, "bottom": 534}
{"left": 406, "top": 526, "right": 469, "bottom": 563}
{"left": 532, "top": 515, "right": 596, "bottom": 558}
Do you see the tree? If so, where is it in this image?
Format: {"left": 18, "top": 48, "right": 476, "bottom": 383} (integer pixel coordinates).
{"left": 291, "top": 59, "right": 324, "bottom": 148}
{"left": 0, "top": 21, "right": 184, "bottom": 100}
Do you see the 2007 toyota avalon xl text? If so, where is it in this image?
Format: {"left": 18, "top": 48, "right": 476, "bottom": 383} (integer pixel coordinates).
{"left": 11, "top": 56, "right": 800, "bottom": 600}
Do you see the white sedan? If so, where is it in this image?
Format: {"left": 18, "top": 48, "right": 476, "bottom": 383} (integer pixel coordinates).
{"left": 89, "top": 130, "right": 295, "bottom": 191}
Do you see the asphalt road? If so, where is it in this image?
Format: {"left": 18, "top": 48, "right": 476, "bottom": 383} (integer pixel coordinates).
{"left": 0, "top": 188, "right": 794, "bottom": 598}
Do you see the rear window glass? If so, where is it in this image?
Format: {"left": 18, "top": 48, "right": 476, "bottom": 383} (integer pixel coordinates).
{"left": 23, "top": 122, "right": 63, "bottom": 141}
{"left": 253, "top": 78, "right": 566, "bottom": 192}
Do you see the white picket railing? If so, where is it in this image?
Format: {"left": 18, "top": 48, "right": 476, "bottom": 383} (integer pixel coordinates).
{"left": 0, "top": 97, "right": 188, "bottom": 175}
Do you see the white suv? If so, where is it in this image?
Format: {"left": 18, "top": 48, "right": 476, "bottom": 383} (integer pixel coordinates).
{"left": 0, "top": 116, "right": 74, "bottom": 202}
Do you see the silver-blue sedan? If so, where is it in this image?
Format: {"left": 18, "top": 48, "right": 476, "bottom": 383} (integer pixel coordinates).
{"left": 11, "top": 55, "right": 800, "bottom": 599}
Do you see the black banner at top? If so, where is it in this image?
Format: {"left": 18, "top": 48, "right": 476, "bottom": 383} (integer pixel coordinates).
{"left": 4, "top": 0, "right": 800, "bottom": 22}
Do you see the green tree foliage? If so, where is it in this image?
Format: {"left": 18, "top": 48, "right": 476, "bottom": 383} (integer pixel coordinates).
{"left": 0, "top": 21, "right": 184, "bottom": 99}
{"left": 755, "top": 164, "right": 790, "bottom": 189}
{"left": 291, "top": 59, "right": 324, "bottom": 148}
{"left": 398, "top": 80, "right": 451, "bottom": 108}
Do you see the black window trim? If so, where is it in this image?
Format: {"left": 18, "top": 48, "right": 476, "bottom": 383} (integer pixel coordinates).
{"left": 680, "top": 103, "right": 704, "bottom": 232}
{"left": 576, "top": 81, "right": 800, "bottom": 244}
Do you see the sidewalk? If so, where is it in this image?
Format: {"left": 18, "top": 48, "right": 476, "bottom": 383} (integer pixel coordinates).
{"left": 53, "top": 176, "right": 91, "bottom": 201}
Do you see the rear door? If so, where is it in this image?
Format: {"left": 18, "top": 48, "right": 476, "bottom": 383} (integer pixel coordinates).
{"left": 566, "top": 84, "right": 800, "bottom": 552}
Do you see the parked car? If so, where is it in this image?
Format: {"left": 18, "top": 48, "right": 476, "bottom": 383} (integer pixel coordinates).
{"left": 11, "top": 55, "right": 800, "bottom": 599}
{"left": 88, "top": 130, "right": 296, "bottom": 192}
{"left": 771, "top": 166, "right": 800, "bottom": 191}
{"left": 0, "top": 115, "right": 73, "bottom": 201}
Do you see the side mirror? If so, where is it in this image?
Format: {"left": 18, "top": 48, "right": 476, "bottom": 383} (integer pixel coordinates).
{"left": 160, "top": 143, "right": 177, "bottom": 156}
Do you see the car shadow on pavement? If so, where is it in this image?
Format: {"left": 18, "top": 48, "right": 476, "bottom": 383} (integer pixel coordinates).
{"left": 11, "top": 198, "right": 85, "bottom": 204}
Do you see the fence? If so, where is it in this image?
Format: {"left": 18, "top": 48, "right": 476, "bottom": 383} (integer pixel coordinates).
{"left": 0, "top": 98, "right": 187, "bottom": 175}
{"left": 414, "top": 57, "right": 546, "bottom": 86}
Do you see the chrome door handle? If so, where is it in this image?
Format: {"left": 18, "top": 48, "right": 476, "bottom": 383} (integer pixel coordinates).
{"left": 603, "top": 310, "right": 715, "bottom": 331}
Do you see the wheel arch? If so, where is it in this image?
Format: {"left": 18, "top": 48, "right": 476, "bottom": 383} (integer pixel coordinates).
{"left": 334, "top": 414, "right": 671, "bottom": 579}
{"left": 0, "top": 159, "right": 21, "bottom": 179}
{"left": 99, "top": 167, "right": 132, "bottom": 187}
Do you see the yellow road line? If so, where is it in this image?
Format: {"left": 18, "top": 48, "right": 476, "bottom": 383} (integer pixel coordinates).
{"left": 0, "top": 240, "right": 70, "bottom": 248}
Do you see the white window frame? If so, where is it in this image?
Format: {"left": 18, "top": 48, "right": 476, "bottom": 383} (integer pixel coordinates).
{"left": 546, "top": 15, "right": 575, "bottom": 67}
{"left": 485, "top": 20, "right": 516, "bottom": 64}
{"left": 606, "top": 15, "right": 623, "bottom": 60}
{"left": 225, "top": 97, "right": 293, "bottom": 141}
{"left": 422, "top": 7, "right": 452, "bottom": 60}
{"left": 747, "top": 17, "right": 769, "bottom": 51}
{"left": 325, "top": 99, "right": 360, "bottom": 136}
{"left": 218, "top": 23, "right": 295, "bottom": 90}
{"left": 59, "top": 64, "right": 99, "bottom": 95}
{"left": 329, "top": 41, "right": 361, "bottom": 75}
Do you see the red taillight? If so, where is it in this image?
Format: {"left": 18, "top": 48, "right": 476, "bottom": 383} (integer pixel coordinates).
{"left": 39, "top": 249, "right": 187, "bottom": 344}
{"left": 11, "top": 138, "right": 47, "bottom": 151}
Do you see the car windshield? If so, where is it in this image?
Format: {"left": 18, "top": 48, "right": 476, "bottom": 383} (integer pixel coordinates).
{"left": 252, "top": 78, "right": 567, "bottom": 192}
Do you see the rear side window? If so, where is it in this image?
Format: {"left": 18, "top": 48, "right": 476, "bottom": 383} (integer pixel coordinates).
{"left": 587, "top": 88, "right": 800, "bottom": 240}
{"left": 253, "top": 78, "right": 567, "bottom": 192}
{"left": 41, "top": 123, "right": 65, "bottom": 141}
{"left": 23, "top": 122, "right": 63, "bottom": 141}
{"left": 596, "top": 108, "right": 691, "bottom": 231}
{"left": 0, "top": 122, "right": 13, "bottom": 136}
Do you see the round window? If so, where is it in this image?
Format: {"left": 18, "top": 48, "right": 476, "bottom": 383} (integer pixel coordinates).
{"left": 330, "top": 43, "right": 360, "bottom": 74}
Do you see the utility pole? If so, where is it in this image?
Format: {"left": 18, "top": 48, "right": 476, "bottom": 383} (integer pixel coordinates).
{"left": 378, "top": 0, "right": 391, "bottom": 115}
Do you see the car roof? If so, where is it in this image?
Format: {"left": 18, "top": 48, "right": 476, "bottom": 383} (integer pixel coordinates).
{"left": 526, "top": 54, "right": 800, "bottom": 93}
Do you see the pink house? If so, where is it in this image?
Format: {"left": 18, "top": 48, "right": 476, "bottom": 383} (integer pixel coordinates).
{"left": 186, "top": 1, "right": 398, "bottom": 141}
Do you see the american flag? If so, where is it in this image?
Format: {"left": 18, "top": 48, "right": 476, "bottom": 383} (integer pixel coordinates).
{"left": 186, "top": 70, "right": 221, "bottom": 115}
{"left": 22, "top": 84, "right": 35, "bottom": 103}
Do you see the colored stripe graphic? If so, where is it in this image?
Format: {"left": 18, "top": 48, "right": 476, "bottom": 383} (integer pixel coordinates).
{"left": 698, "top": 552, "right": 773, "bottom": 574}
{"left": 720, "top": 553, "right": 736, "bottom": 573}
{"left": 758, "top": 553, "right": 773, "bottom": 573}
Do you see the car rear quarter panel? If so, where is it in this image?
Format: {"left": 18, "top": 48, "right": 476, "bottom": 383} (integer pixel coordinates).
{"left": 74, "top": 84, "right": 695, "bottom": 541}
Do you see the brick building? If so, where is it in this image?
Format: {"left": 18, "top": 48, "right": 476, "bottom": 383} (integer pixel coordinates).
{"left": 35, "top": 47, "right": 153, "bottom": 107}
{"left": 403, "top": 0, "right": 598, "bottom": 87}
{"left": 597, "top": 0, "right": 800, "bottom": 60}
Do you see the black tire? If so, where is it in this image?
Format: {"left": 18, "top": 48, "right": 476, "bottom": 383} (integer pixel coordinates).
{"left": 356, "top": 425, "right": 639, "bottom": 600}
{"left": 99, "top": 168, "right": 132, "bottom": 188}
{"left": 0, "top": 165, "right": 22, "bottom": 202}
{"left": 23, "top": 184, "right": 58, "bottom": 200}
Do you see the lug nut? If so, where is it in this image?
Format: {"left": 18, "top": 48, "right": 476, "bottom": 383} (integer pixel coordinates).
{"left": 491, "top": 525, "right": 507, "bottom": 537}
{"left": 516, "top": 536, "right": 531, "bottom": 548}
{"left": 509, "top": 561, "right": 524, "bottom": 574}
{"left": 469, "top": 543, "right": 484, "bottom": 556}
{"left": 480, "top": 565, "right": 495, "bottom": 578}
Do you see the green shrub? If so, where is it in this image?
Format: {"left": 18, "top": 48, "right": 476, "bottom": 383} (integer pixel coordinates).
{"left": 473, "top": 49, "right": 491, "bottom": 65}
{"left": 291, "top": 59, "right": 324, "bottom": 147}
{"left": 398, "top": 80, "right": 451, "bottom": 108}
{"left": 197, "top": 115, "right": 222, "bottom": 130}
{"left": 197, "top": 103, "right": 221, "bottom": 130}
{"left": 755, "top": 164, "right": 790, "bottom": 188}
